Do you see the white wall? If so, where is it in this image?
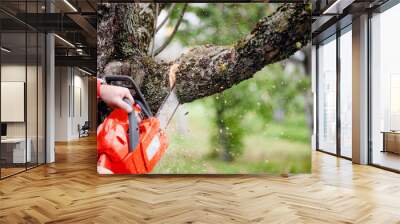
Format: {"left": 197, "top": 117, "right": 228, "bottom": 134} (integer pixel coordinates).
{"left": 71, "top": 72, "right": 89, "bottom": 138}
{"left": 54, "top": 67, "right": 89, "bottom": 141}
{"left": 55, "top": 66, "right": 69, "bottom": 141}
{"left": 1, "top": 65, "right": 29, "bottom": 138}
{"left": 1, "top": 63, "right": 46, "bottom": 164}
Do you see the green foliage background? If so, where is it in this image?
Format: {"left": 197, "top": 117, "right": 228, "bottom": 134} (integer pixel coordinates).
{"left": 154, "top": 3, "right": 311, "bottom": 174}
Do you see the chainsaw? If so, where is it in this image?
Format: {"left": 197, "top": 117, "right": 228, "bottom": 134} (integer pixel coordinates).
{"left": 97, "top": 75, "right": 179, "bottom": 174}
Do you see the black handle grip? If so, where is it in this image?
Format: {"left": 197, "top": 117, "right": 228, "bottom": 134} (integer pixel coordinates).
{"left": 123, "top": 98, "right": 139, "bottom": 152}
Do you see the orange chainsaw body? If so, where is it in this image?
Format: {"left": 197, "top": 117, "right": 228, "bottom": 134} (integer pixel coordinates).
{"left": 97, "top": 106, "right": 168, "bottom": 174}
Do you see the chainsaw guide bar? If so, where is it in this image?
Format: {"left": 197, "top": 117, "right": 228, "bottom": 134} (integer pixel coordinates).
{"left": 156, "top": 87, "right": 180, "bottom": 130}
{"left": 155, "top": 63, "right": 180, "bottom": 130}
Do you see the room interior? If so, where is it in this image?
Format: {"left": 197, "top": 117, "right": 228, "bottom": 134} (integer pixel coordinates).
{"left": 0, "top": 0, "right": 97, "bottom": 179}
{"left": 312, "top": 0, "right": 400, "bottom": 172}
{"left": 0, "top": 30, "right": 46, "bottom": 177}
{"left": 0, "top": 0, "right": 399, "bottom": 222}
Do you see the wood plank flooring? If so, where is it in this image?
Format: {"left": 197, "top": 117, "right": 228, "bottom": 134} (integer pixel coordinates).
{"left": 0, "top": 167, "right": 26, "bottom": 178}
{"left": 0, "top": 136, "right": 400, "bottom": 223}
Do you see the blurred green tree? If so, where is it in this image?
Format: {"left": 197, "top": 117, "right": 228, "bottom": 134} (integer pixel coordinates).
{"left": 168, "top": 3, "right": 310, "bottom": 161}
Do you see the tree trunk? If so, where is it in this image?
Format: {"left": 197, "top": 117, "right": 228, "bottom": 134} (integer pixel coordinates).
{"left": 215, "top": 103, "right": 233, "bottom": 162}
{"left": 97, "top": 3, "right": 311, "bottom": 113}
{"left": 273, "top": 105, "right": 286, "bottom": 123}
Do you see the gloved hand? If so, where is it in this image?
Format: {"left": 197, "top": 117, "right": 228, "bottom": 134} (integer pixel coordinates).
{"left": 99, "top": 84, "right": 135, "bottom": 113}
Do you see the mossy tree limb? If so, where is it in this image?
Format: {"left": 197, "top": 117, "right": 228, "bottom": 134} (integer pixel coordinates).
{"left": 97, "top": 3, "right": 311, "bottom": 113}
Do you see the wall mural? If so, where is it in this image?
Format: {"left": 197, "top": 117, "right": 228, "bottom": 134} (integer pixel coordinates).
{"left": 96, "top": 3, "right": 312, "bottom": 175}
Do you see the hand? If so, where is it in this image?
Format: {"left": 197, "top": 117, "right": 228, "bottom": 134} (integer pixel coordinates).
{"left": 100, "top": 84, "right": 134, "bottom": 113}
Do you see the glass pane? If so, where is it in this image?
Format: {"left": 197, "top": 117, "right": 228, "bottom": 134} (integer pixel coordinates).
{"left": 340, "top": 28, "right": 352, "bottom": 158}
{"left": 27, "top": 31, "right": 38, "bottom": 168}
{"left": 371, "top": 4, "right": 400, "bottom": 171}
{"left": 318, "top": 36, "right": 337, "bottom": 154}
{"left": 1, "top": 31, "right": 27, "bottom": 177}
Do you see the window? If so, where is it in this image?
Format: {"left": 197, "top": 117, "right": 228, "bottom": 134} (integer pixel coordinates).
{"left": 317, "top": 35, "right": 337, "bottom": 154}
{"left": 0, "top": 1, "right": 46, "bottom": 179}
{"left": 339, "top": 27, "right": 352, "bottom": 158}
{"left": 370, "top": 3, "right": 400, "bottom": 171}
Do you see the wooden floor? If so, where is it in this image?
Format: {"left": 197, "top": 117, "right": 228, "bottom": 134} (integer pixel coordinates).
{"left": 1, "top": 167, "right": 26, "bottom": 178}
{"left": 372, "top": 151, "right": 400, "bottom": 171}
{"left": 0, "top": 136, "right": 400, "bottom": 223}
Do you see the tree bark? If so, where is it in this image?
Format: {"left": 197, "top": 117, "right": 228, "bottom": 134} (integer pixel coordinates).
{"left": 97, "top": 3, "right": 311, "bottom": 113}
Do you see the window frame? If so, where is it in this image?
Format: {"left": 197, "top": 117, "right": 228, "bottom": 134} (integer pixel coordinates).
{"left": 315, "top": 22, "right": 353, "bottom": 161}
{"left": 0, "top": 0, "right": 48, "bottom": 180}
{"left": 367, "top": 0, "right": 400, "bottom": 173}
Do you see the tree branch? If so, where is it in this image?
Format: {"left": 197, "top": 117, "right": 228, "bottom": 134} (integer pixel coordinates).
{"left": 98, "top": 3, "right": 311, "bottom": 113}
{"left": 172, "top": 4, "right": 311, "bottom": 103}
{"left": 153, "top": 3, "right": 188, "bottom": 56}
{"left": 150, "top": 3, "right": 159, "bottom": 57}
{"left": 156, "top": 3, "right": 176, "bottom": 33}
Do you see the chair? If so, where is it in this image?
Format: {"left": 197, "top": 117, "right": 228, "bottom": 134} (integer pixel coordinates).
{"left": 78, "top": 121, "right": 90, "bottom": 138}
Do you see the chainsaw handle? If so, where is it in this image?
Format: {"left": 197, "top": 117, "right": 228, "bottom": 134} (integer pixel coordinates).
{"left": 123, "top": 98, "right": 139, "bottom": 152}
{"left": 104, "top": 75, "right": 153, "bottom": 117}
{"left": 135, "top": 100, "right": 152, "bottom": 118}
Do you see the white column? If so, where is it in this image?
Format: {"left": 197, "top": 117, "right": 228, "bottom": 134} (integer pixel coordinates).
{"left": 46, "top": 33, "right": 55, "bottom": 163}
{"left": 352, "top": 14, "right": 369, "bottom": 164}
{"left": 46, "top": 1, "right": 55, "bottom": 163}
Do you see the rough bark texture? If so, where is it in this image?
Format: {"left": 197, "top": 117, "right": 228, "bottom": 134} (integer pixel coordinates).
{"left": 97, "top": 3, "right": 156, "bottom": 76}
{"left": 97, "top": 3, "right": 311, "bottom": 113}
{"left": 98, "top": 3, "right": 171, "bottom": 112}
